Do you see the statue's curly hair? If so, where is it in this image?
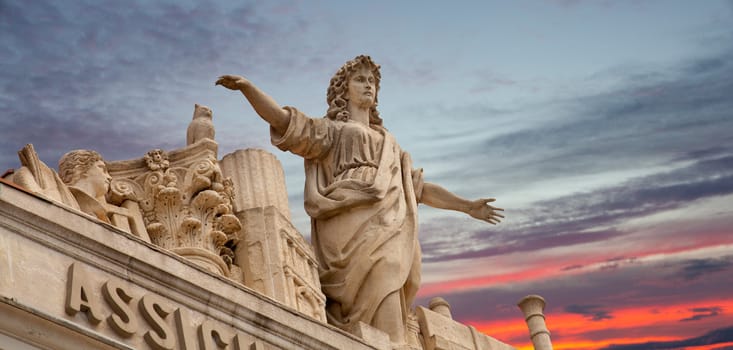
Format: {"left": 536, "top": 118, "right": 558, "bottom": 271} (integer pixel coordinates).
{"left": 58, "top": 149, "right": 104, "bottom": 185}
{"left": 326, "top": 55, "right": 383, "bottom": 127}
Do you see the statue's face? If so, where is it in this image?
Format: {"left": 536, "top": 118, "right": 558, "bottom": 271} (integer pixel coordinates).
{"left": 80, "top": 160, "right": 112, "bottom": 197}
{"left": 347, "top": 66, "right": 376, "bottom": 109}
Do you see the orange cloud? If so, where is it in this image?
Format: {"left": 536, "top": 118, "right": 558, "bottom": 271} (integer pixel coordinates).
{"left": 420, "top": 240, "right": 732, "bottom": 297}
{"left": 465, "top": 299, "right": 733, "bottom": 350}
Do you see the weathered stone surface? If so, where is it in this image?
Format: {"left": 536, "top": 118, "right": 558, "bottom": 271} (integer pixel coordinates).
{"left": 234, "top": 205, "right": 326, "bottom": 322}
{"left": 1, "top": 54, "right": 552, "bottom": 350}
{"left": 106, "top": 139, "right": 240, "bottom": 278}
{"left": 221, "top": 148, "right": 325, "bottom": 322}
{"left": 354, "top": 322, "right": 391, "bottom": 350}
{"left": 220, "top": 148, "right": 291, "bottom": 220}
{"left": 416, "top": 306, "right": 517, "bottom": 350}
{"left": 217, "top": 54, "right": 505, "bottom": 346}
{"left": 0, "top": 182, "right": 372, "bottom": 350}
{"left": 5, "top": 145, "right": 150, "bottom": 242}
{"left": 10, "top": 143, "right": 79, "bottom": 210}
{"left": 518, "top": 295, "right": 553, "bottom": 350}
{"left": 187, "top": 103, "right": 215, "bottom": 146}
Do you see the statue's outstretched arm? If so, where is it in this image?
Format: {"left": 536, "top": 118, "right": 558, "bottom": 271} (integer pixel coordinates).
{"left": 420, "top": 182, "right": 504, "bottom": 225}
{"left": 216, "top": 75, "right": 290, "bottom": 135}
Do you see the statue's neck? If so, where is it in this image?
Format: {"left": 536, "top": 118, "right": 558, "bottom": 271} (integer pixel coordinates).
{"left": 73, "top": 180, "right": 107, "bottom": 204}
{"left": 348, "top": 105, "right": 370, "bottom": 126}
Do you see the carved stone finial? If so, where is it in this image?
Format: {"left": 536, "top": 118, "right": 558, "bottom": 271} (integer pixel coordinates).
{"left": 429, "top": 297, "right": 453, "bottom": 319}
{"left": 518, "top": 295, "right": 553, "bottom": 350}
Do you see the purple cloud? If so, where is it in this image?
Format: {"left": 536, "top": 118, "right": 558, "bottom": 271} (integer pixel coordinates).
{"left": 417, "top": 252, "right": 733, "bottom": 325}
{"left": 0, "top": 0, "right": 312, "bottom": 171}
{"left": 680, "top": 257, "right": 733, "bottom": 281}
{"left": 420, "top": 151, "right": 733, "bottom": 263}
{"left": 680, "top": 307, "right": 724, "bottom": 322}
{"left": 564, "top": 304, "right": 614, "bottom": 321}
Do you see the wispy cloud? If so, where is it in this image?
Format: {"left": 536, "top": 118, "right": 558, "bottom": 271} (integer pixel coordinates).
{"left": 420, "top": 152, "right": 733, "bottom": 263}
{"left": 419, "top": 245, "right": 733, "bottom": 326}
{"left": 2, "top": 3, "right": 732, "bottom": 349}
{"left": 418, "top": 43, "right": 733, "bottom": 264}
{"left": 565, "top": 304, "right": 614, "bottom": 321}
{"left": 417, "top": 44, "right": 733, "bottom": 194}
{"left": 680, "top": 307, "right": 723, "bottom": 322}
{"left": 0, "top": 0, "right": 314, "bottom": 170}
{"left": 679, "top": 257, "right": 733, "bottom": 281}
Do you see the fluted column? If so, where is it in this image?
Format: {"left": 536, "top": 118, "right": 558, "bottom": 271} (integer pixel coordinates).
{"left": 517, "top": 295, "right": 553, "bottom": 350}
{"left": 220, "top": 149, "right": 291, "bottom": 219}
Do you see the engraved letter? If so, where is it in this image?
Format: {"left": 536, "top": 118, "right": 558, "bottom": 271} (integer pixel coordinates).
{"left": 65, "top": 263, "right": 103, "bottom": 324}
{"left": 198, "top": 319, "right": 229, "bottom": 350}
{"left": 140, "top": 293, "right": 175, "bottom": 350}
{"left": 174, "top": 308, "right": 197, "bottom": 350}
{"left": 233, "top": 333, "right": 263, "bottom": 350}
{"left": 102, "top": 279, "right": 138, "bottom": 337}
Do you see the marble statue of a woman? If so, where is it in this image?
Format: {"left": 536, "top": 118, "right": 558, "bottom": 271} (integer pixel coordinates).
{"left": 216, "top": 55, "right": 503, "bottom": 346}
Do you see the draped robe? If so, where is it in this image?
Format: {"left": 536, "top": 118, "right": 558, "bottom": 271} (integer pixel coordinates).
{"left": 271, "top": 107, "right": 424, "bottom": 332}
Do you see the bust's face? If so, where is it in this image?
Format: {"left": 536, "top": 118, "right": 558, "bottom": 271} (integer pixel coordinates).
{"left": 347, "top": 66, "right": 376, "bottom": 109}
{"left": 78, "top": 160, "right": 112, "bottom": 198}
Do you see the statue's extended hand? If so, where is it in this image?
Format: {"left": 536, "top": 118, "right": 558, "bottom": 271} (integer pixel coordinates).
{"left": 215, "top": 75, "right": 249, "bottom": 90}
{"left": 467, "top": 198, "right": 504, "bottom": 225}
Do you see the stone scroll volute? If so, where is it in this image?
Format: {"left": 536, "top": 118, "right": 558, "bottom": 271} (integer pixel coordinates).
{"left": 107, "top": 141, "right": 241, "bottom": 277}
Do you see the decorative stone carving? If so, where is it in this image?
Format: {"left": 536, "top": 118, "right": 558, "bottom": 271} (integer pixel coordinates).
{"left": 187, "top": 103, "right": 215, "bottom": 145}
{"left": 60, "top": 149, "right": 151, "bottom": 242}
{"left": 0, "top": 183, "right": 377, "bottom": 350}
{"left": 406, "top": 312, "right": 423, "bottom": 350}
{"left": 216, "top": 55, "right": 505, "bottom": 346}
{"left": 9, "top": 144, "right": 79, "bottom": 210}
{"left": 58, "top": 150, "right": 113, "bottom": 222}
{"left": 221, "top": 148, "right": 326, "bottom": 322}
{"left": 0, "top": 59, "right": 555, "bottom": 350}
{"left": 4, "top": 145, "right": 149, "bottom": 241}
{"left": 107, "top": 138, "right": 241, "bottom": 278}
{"left": 143, "top": 148, "right": 170, "bottom": 171}
{"left": 7, "top": 111, "right": 242, "bottom": 283}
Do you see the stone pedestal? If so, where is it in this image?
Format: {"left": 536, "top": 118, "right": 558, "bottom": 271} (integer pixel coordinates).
{"left": 415, "top": 305, "right": 517, "bottom": 350}
{"left": 220, "top": 149, "right": 326, "bottom": 322}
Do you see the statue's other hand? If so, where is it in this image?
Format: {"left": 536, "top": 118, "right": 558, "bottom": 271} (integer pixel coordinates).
{"left": 467, "top": 198, "right": 504, "bottom": 225}
{"left": 215, "top": 75, "right": 249, "bottom": 90}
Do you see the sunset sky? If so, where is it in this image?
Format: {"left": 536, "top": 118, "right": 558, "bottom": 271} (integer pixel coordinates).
{"left": 2, "top": 1, "right": 733, "bottom": 349}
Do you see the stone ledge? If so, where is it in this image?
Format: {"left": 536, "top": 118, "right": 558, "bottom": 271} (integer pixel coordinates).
{"left": 0, "top": 182, "right": 375, "bottom": 350}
